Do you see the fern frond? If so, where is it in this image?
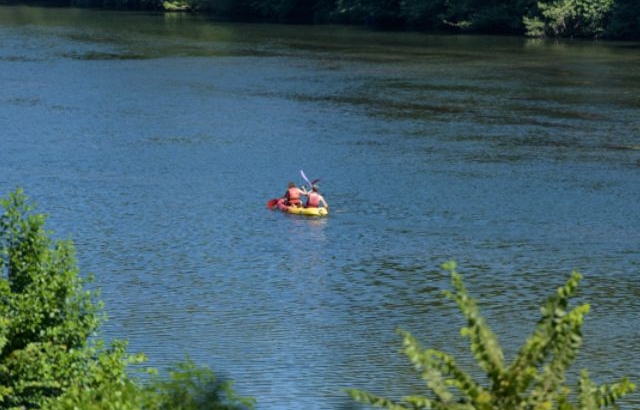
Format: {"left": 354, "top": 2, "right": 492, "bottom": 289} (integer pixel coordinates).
{"left": 442, "top": 263, "right": 504, "bottom": 382}
{"left": 344, "top": 388, "right": 410, "bottom": 410}
{"left": 402, "top": 394, "right": 443, "bottom": 409}
{"left": 400, "top": 329, "right": 454, "bottom": 402}
{"left": 399, "top": 329, "right": 489, "bottom": 406}
{"left": 530, "top": 297, "right": 589, "bottom": 405}
{"left": 506, "top": 272, "right": 585, "bottom": 397}
{"left": 403, "top": 394, "right": 475, "bottom": 410}
{"left": 344, "top": 264, "right": 637, "bottom": 410}
{"left": 596, "top": 377, "right": 636, "bottom": 408}
{"left": 576, "top": 369, "right": 637, "bottom": 409}
{"left": 577, "top": 370, "right": 599, "bottom": 410}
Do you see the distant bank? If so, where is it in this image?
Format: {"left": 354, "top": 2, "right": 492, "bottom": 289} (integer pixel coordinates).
{"left": 2, "top": 0, "right": 640, "bottom": 40}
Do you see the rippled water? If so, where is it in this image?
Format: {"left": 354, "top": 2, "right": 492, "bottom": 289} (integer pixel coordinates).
{"left": 1, "top": 6, "right": 639, "bottom": 408}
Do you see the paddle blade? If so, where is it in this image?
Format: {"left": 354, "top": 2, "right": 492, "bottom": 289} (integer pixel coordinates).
{"left": 266, "top": 198, "right": 279, "bottom": 209}
{"left": 300, "top": 169, "right": 311, "bottom": 186}
{"left": 311, "top": 179, "right": 321, "bottom": 186}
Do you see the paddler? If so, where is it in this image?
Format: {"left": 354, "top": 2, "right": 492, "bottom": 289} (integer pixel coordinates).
{"left": 305, "top": 184, "right": 328, "bottom": 210}
{"left": 283, "top": 181, "right": 307, "bottom": 207}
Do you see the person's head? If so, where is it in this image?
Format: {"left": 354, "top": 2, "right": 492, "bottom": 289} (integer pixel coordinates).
{"left": 311, "top": 184, "right": 319, "bottom": 192}
{"left": 288, "top": 181, "right": 295, "bottom": 188}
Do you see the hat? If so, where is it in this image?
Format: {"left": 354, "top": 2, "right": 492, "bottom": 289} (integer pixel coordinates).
{"left": 311, "top": 184, "right": 319, "bottom": 191}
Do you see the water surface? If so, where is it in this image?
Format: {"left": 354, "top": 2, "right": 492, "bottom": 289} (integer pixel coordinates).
{"left": 1, "top": 6, "right": 639, "bottom": 408}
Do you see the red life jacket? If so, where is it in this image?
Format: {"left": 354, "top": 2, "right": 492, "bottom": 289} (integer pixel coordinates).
{"left": 287, "top": 187, "right": 302, "bottom": 205}
{"left": 307, "top": 192, "right": 321, "bottom": 207}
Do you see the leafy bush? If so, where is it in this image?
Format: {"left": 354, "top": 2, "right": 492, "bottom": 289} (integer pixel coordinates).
{"left": 530, "top": 0, "right": 614, "bottom": 38}
{"left": 0, "top": 189, "right": 253, "bottom": 410}
{"left": 0, "top": 188, "right": 142, "bottom": 408}
{"left": 345, "top": 261, "right": 636, "bottom": 410}
{"left": 49, "top": 358, "right": 255, "bottom": 410}
{"left": 147, "top": 359, "right": 256, "bottom": 410}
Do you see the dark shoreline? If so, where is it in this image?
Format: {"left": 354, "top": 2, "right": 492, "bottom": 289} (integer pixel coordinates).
{"left": 2, "top": 0, "right": 640, "bottom": 40}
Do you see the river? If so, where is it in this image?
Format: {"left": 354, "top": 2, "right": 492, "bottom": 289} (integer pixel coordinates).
{"left": 1, "top": 6, "right": 639, "bottom": 409}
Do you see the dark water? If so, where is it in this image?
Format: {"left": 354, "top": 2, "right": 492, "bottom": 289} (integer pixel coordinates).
{"left": 1, "top": 6, "right": 639, "bottom": 408}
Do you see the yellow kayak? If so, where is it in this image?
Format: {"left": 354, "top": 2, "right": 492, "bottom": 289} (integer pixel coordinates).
{"left": 267, "top": 198, "right": 328, "bottom": 217}
{"left": 281, "top": 204, "right": 328, "bottom": 216}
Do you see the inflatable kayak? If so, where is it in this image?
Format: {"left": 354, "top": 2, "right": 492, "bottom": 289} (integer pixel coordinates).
{"left": 267, "top": 198, "right": 328, "bottom": 217}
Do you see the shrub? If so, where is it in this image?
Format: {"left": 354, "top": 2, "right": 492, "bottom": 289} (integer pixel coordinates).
{"left": 0, "top": 188, "right": 142, "bottom": 408}
{"left": 345, "top": 261, "right": 636, "bottom": 410}
{"left": 146, "top": 359, "right": 256, "bottom": 410}
{"left": 0, "top": 189, "right": 254, "bottom": 410}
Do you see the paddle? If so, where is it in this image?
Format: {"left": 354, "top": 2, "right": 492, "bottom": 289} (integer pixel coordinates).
{"left": 300, "top": 169, "right": 312, "bottom": 189}
{"left": 266, "top": 198, "right": 279, "bottom": 209}
{"left": 300, "top": 169, "right": 321, "bottom": 190}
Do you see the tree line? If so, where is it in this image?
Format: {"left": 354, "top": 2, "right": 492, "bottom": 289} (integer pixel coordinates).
{"left": 8, "top": 0, "right": 640, "bottom": 40}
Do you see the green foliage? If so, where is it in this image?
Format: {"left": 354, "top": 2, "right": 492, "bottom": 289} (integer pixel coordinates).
{"left": 49, "top": 358, "right": 255, "bottom": 410}
{"left": 532, "top": 0, "right": 614, "bottom": 37}
{"left": 0, "top": 188, "right": 137, "bottom": 408}
{"left": 523, "top": 15, "right": 547, "bottom": 37}
{"left": 345, "top": 261, "right": 636, "bottom": 410}
{"left": 147, "top": 359, "right": 256, "bottom": 410}
{"left": 47, "top": 341, "right": 154, "bottom": 410}
{"left": 0, "top": 189, "right": 254, "bottom": 410}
